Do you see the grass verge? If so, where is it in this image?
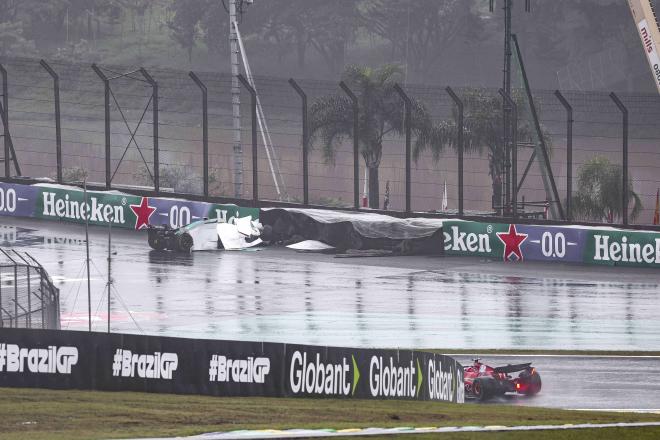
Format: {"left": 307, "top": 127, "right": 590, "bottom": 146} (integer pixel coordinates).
{"left": 429, "top": 349, "right": 660, "bottom": 356}
{"left": 1, "top": 387, "right": 660, "bottom": 440}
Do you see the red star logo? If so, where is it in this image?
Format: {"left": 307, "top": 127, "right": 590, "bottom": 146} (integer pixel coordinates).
{"left": 496, "top": 224, "right": 528, "bottom": 261}
{"left": 130, "top": 197, "right": 156, "bottom": 230}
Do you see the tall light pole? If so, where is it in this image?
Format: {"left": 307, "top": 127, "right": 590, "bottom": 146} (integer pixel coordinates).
{"left": 230, "top": 0, "right": 243, "bottom": 198}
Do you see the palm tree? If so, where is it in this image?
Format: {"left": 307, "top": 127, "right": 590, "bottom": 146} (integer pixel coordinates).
{"left": 572, "top": 156, "right": 642, "bottom": 223}
{"left": 309, "top": 64, "right": 449, "bottom": 209}
{"left": 416, "top": 88, "right": 535, "bottom": 213}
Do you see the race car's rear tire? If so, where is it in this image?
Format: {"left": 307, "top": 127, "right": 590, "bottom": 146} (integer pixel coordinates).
{"left": 472, "top": 377, "right": 496, "bottom": 402}
{"left": 148, "top": 234, "right": 166, "bottom": 251}
{"left": 519, "top": 370, "right": 542, "bottom": 395}
{"left": 176, "top": 232, "right": 194, "bottom": 253}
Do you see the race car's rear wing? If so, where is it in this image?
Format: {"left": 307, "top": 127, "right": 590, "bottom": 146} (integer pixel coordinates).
{"left": 493, "top": 363, "right": 532, "bottom": 374}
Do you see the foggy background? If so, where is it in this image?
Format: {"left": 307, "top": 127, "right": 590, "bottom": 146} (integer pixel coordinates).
{"left": 2, "top": 0, "right": 660, "bottom": 223}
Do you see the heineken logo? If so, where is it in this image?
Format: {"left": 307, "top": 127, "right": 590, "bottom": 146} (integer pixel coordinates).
{"left": 130, "top": 197, "right": 156, "bottom": 230}
{"left": 593, "top": 234, "right": 660, "bottom": 264}
{"left": 496, "top": 224, "right": 528, "bottom": 261}
{"left": 443, "top": 225, "right": 492, "bottom": 253}
{"left": 42, "top": 192, "right": 126, "bottom": 225}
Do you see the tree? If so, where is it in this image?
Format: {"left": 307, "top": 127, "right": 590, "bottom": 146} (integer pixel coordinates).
{"left": 251, "top": 0, "right": 360, "bottom": 75}
{"left": 417, "top": 88, "right": 536, "bottom": 213}
{"left": 360, "top": 0, "right": 483, "bottom": 80}
{"left": 168, "top": 0, "right": 206, "bottom": 62}
{"left": 309, "top": 64, "right": 449, "bottom": 208}
{"left": 572, "top": 156, "right": 642, "bottom": 223}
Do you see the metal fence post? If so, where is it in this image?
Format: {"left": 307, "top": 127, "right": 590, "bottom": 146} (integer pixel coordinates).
{"left": 91, "top": 64, "right": 111, "bottom": 189}
{"left": 610, "top": 92, "right": 629, "bottom": 225}
{"left": 189, "top": 72, "right": 209, "bottom": 198}
{"left": 40, "top": 60, "right": 62, "bottom": 184}
{"left": 393, "top": 84, "right": 412, "bottom": 214}
{"left": 339, "top": 81, "right": 360, "bottom": 210}
{"left": 554, "top": 90, "right": 573, "bottom": 221}
{"left": 445, "top": 87, "right": 464, "bottom": 217}
{"left": 499, "top": 89, "right": 518, "bottom": 218}
{"left": 238, "top": 74, "right": 258, "bottom": 203}
{"left": 289, "top": 78, "right": 309, "bottom": 206}
{"left": 1, "top": 64, "right": 8, "bottom": 178}
{"left": 140, "top": 68, "right": 159, "bottom": 193}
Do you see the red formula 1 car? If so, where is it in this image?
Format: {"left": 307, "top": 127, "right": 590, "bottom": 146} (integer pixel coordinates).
{"left": 463, "top": 359, "right": 542, "bottom": 401}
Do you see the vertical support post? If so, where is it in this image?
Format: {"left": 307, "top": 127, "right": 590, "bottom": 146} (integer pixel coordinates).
{"left": 610, "top": 92, "right": 629, "bottom": 225}
{"left": 393, "top": 84, "right": 412, "bottom": 214}
{"left": 446, "top": 87, "right": 464, "bottom": 216}
{"left": 289, "top": 78, "right": 309, "bottom": 206}
{"left": 189, "top": 72, "right": 209, "bottom": 197}
{"left": 499, "top": 90, "right": 518, "bottom": 219}
{"left": 0, "top": 64, "right": 8, "bottom": 178}
{"left": 40, "top": 60, "right": 62, "bottom": 184}
{"left": 140, "top": 68, "right": 159, "bottom": 193}
{"left": 238, "top": 74, "right": 258, "bottom": 203}
{"left": 92, "top": 64, "right": 111, "bottom": 189}
{"left": 339, "top": 81, "right": 360, "bottom": 210}
{"left": 554, "top": 90, "right": 573, "bottom": 221}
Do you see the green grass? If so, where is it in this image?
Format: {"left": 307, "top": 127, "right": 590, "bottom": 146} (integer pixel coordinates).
{"left": 1, "top": 387, "right": 659, "bottom": 440}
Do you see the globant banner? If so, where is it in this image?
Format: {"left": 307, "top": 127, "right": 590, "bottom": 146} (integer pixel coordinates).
{"left": 0, "top": 181, "right": 259, "bottom": 229}
{"left": 443, "top": 220, "right": 660, "bottom": 268}
{"left": 0, "top": 328, "right": 464, "bottom": 403}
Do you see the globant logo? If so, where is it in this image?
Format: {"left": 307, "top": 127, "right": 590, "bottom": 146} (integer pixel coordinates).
{"left": 0, "top": 343, "right": 78, "bottom": 374}
{"left": 369, "top": 356, "right": 419, "bottom": 398}
{"left": 112, "top": 349, "right": 178, "bottom": 380}
{"left": 209, "top": 354, "right": 270, "bottom": 383}
{"left": 289, "top": 351, "right": 353, "bottom": 396}
{"left": 427, "top": 360, "right": 454, "bottom": 402}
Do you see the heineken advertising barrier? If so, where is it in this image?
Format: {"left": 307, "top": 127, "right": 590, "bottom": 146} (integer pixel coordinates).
{"left": 0, "top": 182, "right": 259, "bottom": 229}
{"left": 0, "top": 328, "right": 464, "bottom": 403}
{"left": 443, "top": 220, "right": 660, "bottom": 268}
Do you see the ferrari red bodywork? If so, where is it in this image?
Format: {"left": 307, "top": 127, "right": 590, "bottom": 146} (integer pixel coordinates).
{"left": 463, "top": 359, "right": 542, "bottom": 401}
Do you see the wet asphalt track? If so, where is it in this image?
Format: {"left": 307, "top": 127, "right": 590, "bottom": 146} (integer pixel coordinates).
{"left": 2, "top": 217, "right": 660, "bottom": 409}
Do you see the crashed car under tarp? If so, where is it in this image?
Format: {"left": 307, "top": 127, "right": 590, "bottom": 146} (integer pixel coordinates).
{"left": 259, "top": 208, "right": 445, "bottom": 255}
{"left": 147, "top": 216, "right": 262, "bottom": 252}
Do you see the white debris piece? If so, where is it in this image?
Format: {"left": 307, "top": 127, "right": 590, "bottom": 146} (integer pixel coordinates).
{"left": 286, "top": 240, "right": 335, "bottom": 252}
{"left": 217, "top": 217, "right": 262, "bottom": 250}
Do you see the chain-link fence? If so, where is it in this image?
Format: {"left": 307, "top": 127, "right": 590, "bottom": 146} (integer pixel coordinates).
{"left": 2, "top": 56, "right": 660, "bottom": 225}
{"left": 0, "top": 249, "right": 60, "bottom": 329}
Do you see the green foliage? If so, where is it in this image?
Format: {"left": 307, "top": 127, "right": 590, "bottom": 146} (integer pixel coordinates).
{"left": 0, "top": 20, "right": 37, "bottom": 57}
{"left": 360, "top": 0, "right": 483, "bottom": 78}
{"left": 572, "top": 155, "right": 642, "bottom": 223}
{"left": 309, "top": 63, "right": 449, "bottom": 207}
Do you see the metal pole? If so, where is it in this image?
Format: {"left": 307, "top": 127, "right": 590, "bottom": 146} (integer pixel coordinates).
{"left": 554, "top": 90, "right": 573, "bottom": 221}
{"left": 499, "top": 89, "right": 518, "bottom": 218}
{"left": 238, "top": 74, "right": 258, "bottom": 203}
{"left": 1, "top": 64, "right": 8, "bottom": 178}
{"left": 230, "top": 0, "right": 243, "bottom": 198}
{"left": 40, "top": 60, "right": 62, "bottom": 184}
{"left": 288, "top": 78, "right": 309, "bottom": 205}
{"left": 446, "top": 87, "right": 464, "bottom": 216}
{"left": 393, "top": 83, "right": 412, "bottom": 214}
{"left": 610, "top": 92, "right": 629, "bottom": 225}
{"left": 140, "top": 68, "right": 159, "bottom": 193}
{"left": 502, "top": 0, "right": 512, "bottom": 213}
{"left": 339, "top": 81, "right": 360, "bottom": 210}
{"left": 107, "top": 213, "right": 112, "bottom": 333}
{"left": 92, "top": 64, "right": 111, "bottom": 189}
{"left": 84, "top": 179, "right": 91, "bottom": 332}
{"left": 189, "top": 72, "right": 209, "bottom": 197}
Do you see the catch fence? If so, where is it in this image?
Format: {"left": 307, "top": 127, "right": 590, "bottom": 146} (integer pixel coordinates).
{"left": 0, "top": 248, "right": 60, "bottom": 330}
{"left": 1, "top": 56, "right": 660, "bottom": 225}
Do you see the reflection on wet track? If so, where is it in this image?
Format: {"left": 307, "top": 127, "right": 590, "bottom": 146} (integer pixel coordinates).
{"left": 2, "top": 218, "right": 660, "bottom": 351}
